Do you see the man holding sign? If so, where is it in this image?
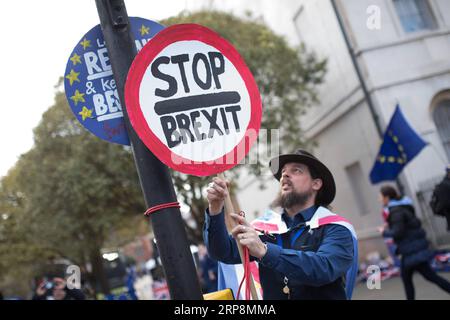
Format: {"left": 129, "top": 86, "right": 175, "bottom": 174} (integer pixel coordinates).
{"left": 204, "top": 150, "right": 358, "bottom": 300}
{"left": 124, "top": 22, "right": 262, "bottom": 299}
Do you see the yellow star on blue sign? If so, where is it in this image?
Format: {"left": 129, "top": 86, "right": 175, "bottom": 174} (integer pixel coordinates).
{"left": 79, "top": 106, "right": 93, "bottom": 121}
{"left": 80, "top": 38, "right": 91, "bottom": 50}
{"left": 65, "top": 69, "right": 80, "bottom": 86}
{"left": 70, "top": 53, "right": 82, "bottom": 65}
{"left": 70, "top": 90, "right": 85, "bottom": 105}
{"left": 140, "top": 24, "right": 150, "bottom": 36}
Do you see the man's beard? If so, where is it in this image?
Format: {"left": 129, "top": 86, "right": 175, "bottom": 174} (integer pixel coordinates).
{"left": 272, "top": 189, "right": 313, "bottom": 209}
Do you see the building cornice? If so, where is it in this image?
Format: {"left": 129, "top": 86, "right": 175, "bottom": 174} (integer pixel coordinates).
{"left": 354, "top": 28, "right": 450, "bottom": 57}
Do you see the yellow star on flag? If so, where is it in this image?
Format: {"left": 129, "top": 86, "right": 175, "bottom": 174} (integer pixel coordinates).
{"left": 80, "top": 38, "right": 91, "bottom": 50}
{"left": 79, "top": 106, "right": 93, "bottom": 121}
{"left": 70, "top": 90, "right": 85, "bottom": 105}
{"left": 65, "top": 69, "right": 80, "bottom": 86}
{"left": 70, "top": 53, "right": 82, "bottom": 65}
{"left": 140, "top": 24, "right": 150, "bottom": 36}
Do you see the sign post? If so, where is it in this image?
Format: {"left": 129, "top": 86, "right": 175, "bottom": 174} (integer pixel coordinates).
{"left": 94, "top": 0, "right": 203, "bottom": 299}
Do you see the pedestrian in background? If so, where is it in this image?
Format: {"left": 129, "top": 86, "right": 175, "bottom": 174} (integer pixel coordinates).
{"left": 198, "top": 244, "right": 218, "bottom": 294}
{"left": 32, "top": 277, "right": 85, "bottom": 300}
{"left": 380, "top": 206, "right": 401, "bottom": 268}
{"left": 378, "top": 185, "right": 450, "bottom": 300}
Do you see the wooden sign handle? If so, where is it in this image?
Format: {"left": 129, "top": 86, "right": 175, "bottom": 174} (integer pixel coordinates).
{"left": 218, "top": 173, "right": 259, "bottom": 300}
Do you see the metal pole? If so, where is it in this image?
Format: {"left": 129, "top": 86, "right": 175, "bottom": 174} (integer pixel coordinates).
{"left": 330, "top": 0, "right": 405, "bottom": 195}
{"left": 330, "top": 0, "right": 382, "bottom": 137}
{"left": 94, "top": 0, "right": 203, "bottom": 299}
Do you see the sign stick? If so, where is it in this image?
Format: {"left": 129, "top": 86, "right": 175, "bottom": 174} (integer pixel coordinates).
{"left": 218, "top": 173, "right": 259, "bottom": 300}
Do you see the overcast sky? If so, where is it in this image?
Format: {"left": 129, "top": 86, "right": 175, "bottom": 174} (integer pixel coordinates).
{"left": 0, "top": 0, "right": 200, "bottom": 178}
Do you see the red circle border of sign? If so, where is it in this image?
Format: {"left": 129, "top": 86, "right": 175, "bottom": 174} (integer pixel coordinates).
{"left": 125, "top": 23, "right": 262, "bottom": 176}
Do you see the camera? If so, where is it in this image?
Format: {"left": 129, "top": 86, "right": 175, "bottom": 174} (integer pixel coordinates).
{"left": 44, "top": 280, "right": 55, "bottom": 290}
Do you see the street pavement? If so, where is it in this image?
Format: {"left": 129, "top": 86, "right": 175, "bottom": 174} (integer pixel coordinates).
{"left": 133, "top": 272, "right": 450, "bottom": 300}
{"left": 353, "top": 272, "right": 450, "bottom": 300}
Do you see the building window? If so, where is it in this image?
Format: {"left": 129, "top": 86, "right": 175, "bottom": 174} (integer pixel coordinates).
{"left": 393, "top": 0, "right": 437, "bottom": 33}
{"left": 433, "top": 98, "right": 450, "bottom": 161}
{"left": 345, "top": 162, "right": 370, "bottom": 216}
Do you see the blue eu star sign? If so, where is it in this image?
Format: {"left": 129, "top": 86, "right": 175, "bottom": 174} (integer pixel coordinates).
{"left": 64, "top": 17, "right": 165, "bottom": 145}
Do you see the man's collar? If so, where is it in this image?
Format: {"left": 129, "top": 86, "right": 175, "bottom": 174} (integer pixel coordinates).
{"left": 282, "top": 205, "right": 317, "bottom": 226}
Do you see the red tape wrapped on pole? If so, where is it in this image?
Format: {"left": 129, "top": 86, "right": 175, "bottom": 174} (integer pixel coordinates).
{"left": 145, "top": 202, "right": 180, "bottom": 216}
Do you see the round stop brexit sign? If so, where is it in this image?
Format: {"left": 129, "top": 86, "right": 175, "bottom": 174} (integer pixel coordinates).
{"left": 125, "top": 24, "right": 262, "bottom": 176}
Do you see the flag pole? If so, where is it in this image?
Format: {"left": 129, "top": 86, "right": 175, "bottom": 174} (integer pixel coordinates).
{"left": 330, "top": 0, "right": 405, "bottom": 195}
{"left": 218, "top": 173, "right": 259, "bottom": 300}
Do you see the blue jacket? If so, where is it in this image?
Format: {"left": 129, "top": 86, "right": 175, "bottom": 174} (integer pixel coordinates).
{"left": 204, "top": 206, "right": 354, "bottom": 300}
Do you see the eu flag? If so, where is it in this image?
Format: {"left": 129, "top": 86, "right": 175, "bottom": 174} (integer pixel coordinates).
{"left": 369, "top": 105, "right": 427, "bottom": 184}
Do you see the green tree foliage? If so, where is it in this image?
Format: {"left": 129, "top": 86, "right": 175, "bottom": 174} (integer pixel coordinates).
{"left": 0, "top": 83, "right": 146, "bottom": 297}
{"left": 160, "top": 11, "right": 326, "bottom": 242}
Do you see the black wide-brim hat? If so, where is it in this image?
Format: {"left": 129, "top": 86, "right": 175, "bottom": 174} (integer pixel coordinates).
{"left": 269, "top": 149, "right": 336, "bottom": 206}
